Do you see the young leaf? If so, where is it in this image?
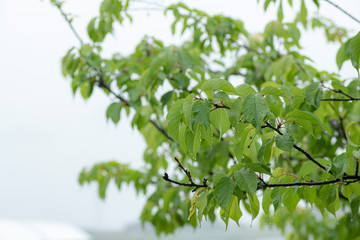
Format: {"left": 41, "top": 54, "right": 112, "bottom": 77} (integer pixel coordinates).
{"left": 201, "top": 78, "right": 236, "bottom": 94}
{"left": 229, "top": 196, "right": 242, "bottom": 226}
{"left": 210, "top": 108, "right": 230, "bottom": 137}
{"left": 275, "top": 133, "right": 294, "bottom": 152}
{"left": 214, "top": 176, "right": 234, "bottom": 211}
{"left": 262, "top": 188, "right": 272, "bottom": 214}
{"left": 330, "top": 153, "right": 348, "bottom": 179}
{"left": 166, "top": 100, "right": 184, "bottom": 140}
{"left": 248, "top": 193, "right": 260, "bottom": 220}
{"left": 349, "top": 31, "right": 360, "bottom": 69}
{"left": 336, "top": 40, "right": 349, "bottom": 70}
{"left": 242, "top": 94, "right": 270, "bottom": 130}
{"left": 106, "top": 102, "right": 122, "bottom": 124}
{"left": 234, "top": 168, "right": 258, "bottom": 196}
{"left": 286, "top": 109, "right": 322, "bottom": 136}
{"left": 192, "top": 100, "right": 212, "bottom": 127}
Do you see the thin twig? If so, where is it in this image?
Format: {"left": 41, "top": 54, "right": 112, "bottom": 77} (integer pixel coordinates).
{"left": 262, "top": 122, "right": 327, "bottom": 171}
{"left": 322, "top": 98, "right": 360, "bottom": 102}
{"left": 150, "top": 119, "right": 174, "bottom": 141}
{"left": 163, "top": 158, "right": 208, "bottom": 192}
{"left": 259, "top": 174, "right": 360, "bottom": 189}
{"left": 210, "top": 103, "right": 231, "bottom": 112}
{"left": 323, "top": 0, "right": 360, "bottom": 25}
{"left": 328, "top": 103, "right": 347, "bottom": 141}
{"left": 321, "top": 88, "right": 360, "bottom": 102}
{"left": 97, "top": 74, "right": 174, "bottom": 141}
{"left": 55, "top": 5, "right": 84, "bottom": 45}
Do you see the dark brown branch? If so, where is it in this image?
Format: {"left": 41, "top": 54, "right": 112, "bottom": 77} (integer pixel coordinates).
{"left": 259, "top": 174, "right": 360, "bottom": 189}
{"left": 210, "top": 103, "right": 231, "bottom": 112}
{"left": 262, "top": 122, "right": 327, "bottom": 171}
{"left": 321, "top": 98, "right": 360, "bottom": 102}
{"left": 321, "top": 89, "right": 360, "bottom": 102}
{"left": 323, "top": 0, "right": 360, "bottom": 25}
{"left": 149, "top": 119, "right": 174, "bottom": 141}
{"left": 97, "top": 75, "right": 129, "bottom": 106}
{"left": 97, "top": 74, "right": 174, "bottom": 141}
{"left": 163, "top": 158, "right": 208, "bottom": 192}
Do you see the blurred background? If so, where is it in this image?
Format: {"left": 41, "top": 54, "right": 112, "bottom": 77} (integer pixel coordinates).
{"left": 0, "top": 0, "right": 359, "bottom": 239}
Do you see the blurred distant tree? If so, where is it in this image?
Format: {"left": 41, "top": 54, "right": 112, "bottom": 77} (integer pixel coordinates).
{"left": 51, "top": 0, "right": 360, "bottom": 238}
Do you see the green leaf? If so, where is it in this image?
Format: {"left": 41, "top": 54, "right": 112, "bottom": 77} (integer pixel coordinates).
{"left": 213, "top": 171, "right": 227, "bottom": 185}
{"left": 234, "top": 168, "right": 258, "bottom": 196}
{"left": 282, "top": 188, "right": 300, "bottom": 214}
{"left": 228, "top": 196, "right": 242, "bottom": 226}
{"left": 297, "top": 161, "right": 319, "bottom": 177}
{"left": 195, "top": 191, "right": 208, "bottom": 223}
{"left": 299, "top": 0, "right": 307, "bottom": 28}
{"left": 257, "top": 138, "right": 275, "bottom": 163}
{"left": 305, "top": 82, "right": 321, "bottom": 108}
{"left": 248, "top": 193, "right": 260, "bottom": 220}
{"left": 192, "top": 100, "right": 212, "bottom": 127}
{"left": 228, "top": 97, "right": 242, "bottom": 125}
{"left": 106, "top": 102, "right": 122, "bottom": 124}
{"left": 214, "top": 176, "right": 234, "bottom": 211}
{"left": 210, "top": 108, "right": 230, "bottom": 137}
{"left": 262, "top": 188, "right": 272, "bottom": 214}
{"left": 320, "top": 185, "right": 339, "bottom": 215}
{"left": 351, "top": 197, "right": 360, "bottom": 216}
{"left": 193, "top": 123, "right": 201, "bottom": 155}
{"left": 286, "top": 109, "right": 322, "bottom": 136}
{"left": 336, "top": 41, "right": 349, "bottom": 70}
{"left": 275, "top": 133, "right": 294, "bottom": 152}
{"left": 179, "top": 123, "right": 187, "bottom": 154}
{"left": 277, "top": 0, "right": 283, "bottom": 22}
{"left": 303, "top": 186, "right": 316, "bottom": 206}
{"left": 160, "top": 91, "right": 173, "bottom": 105}
{"left": 349, "top": 31, "right": 360, "bottom": 69}
{"left": 330, "top": 153, "right": 348, "bottom": 179}
{"left": 201, "top": 78, "right": 236, "bottom": 94}
{"left": 271, "top": 187, "right": 281, "bottom": 212}
{"left": 80, "top": 81, "right": 94, "bottom": 99}
{"left": 234, "top": 123, "right": 253, "bottom": 162}
{"left": 182, "top": 94, "right": 194, "bottom": 128}
{"left": 235, "top": 83, "right": 256, "bottom": 98}
{"left": 166, "top": 100, "right": 184, "bottom": 140}
{"left": 99, "top": 175, "right": 111, "bottom": 199}
{"left": 243, "top": 94, "right": 270, "bottom": 130}
{"left": 346, "top": 121, "right": 360, "bottom": 147}
{"left": 353, "top": 150, "right": 360, "bottom": 159}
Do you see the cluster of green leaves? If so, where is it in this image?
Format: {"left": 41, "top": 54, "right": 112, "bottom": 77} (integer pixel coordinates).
{"left": 54, "top": 0, "right": 360, "bottom": 238}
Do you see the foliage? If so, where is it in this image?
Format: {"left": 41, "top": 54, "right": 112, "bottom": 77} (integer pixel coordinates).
{"left": 51, "top": 0, "right": 360, "bottom": 238}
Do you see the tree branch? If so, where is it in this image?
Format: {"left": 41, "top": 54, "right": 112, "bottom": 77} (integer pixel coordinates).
{"left": 53, "top": 2, "right": 84, "bottom": 45}
{"left": 210, "top": 103, "right": 231, "bottom": 112}
{"left": 149, "top": 119, "right": 174, "bottom": 142}
{"left": 321, "top": 88, "right": 360, "bottom": 102}
{"left": 53, "top": 2, "right": 174, "bottom": 143}
{"left": 163, "top": 158, "right": 208, "bottom": 192}
{"left": 98, "top": 74, "right": 174, "bottom": 141}
{"left": 259, "top": 174, "right": 360, "bottom": 189}
{"left": 262, "top": 122, "right": 327, "bottom": 171}
{"left": 323, "top": 0, "right": 360, "bottom": 25}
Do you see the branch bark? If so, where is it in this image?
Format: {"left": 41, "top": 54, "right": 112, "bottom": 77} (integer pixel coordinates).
{"left": 323, "top": 0, "right": 360, "bottom": 25}
{"left": 262, "top": 122, "right": 327, "bottom": 171}
{"left": 163, "top": 158, "right": 208, "bottom": 192}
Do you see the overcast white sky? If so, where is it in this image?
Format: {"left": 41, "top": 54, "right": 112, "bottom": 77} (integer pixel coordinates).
{"left": 0, "top": 0, "right": 359, "bottom": 232}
